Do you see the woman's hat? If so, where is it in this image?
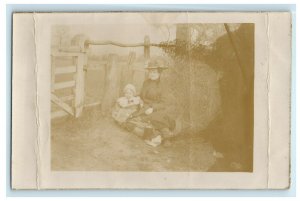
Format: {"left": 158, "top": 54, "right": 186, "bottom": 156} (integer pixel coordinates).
{"left": 145, "top": 60, "right": 168, "bottom": 71}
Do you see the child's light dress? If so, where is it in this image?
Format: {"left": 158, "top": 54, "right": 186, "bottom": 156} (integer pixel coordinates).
{"left": 112, "top": 96, "right": 141, "bottom": 123}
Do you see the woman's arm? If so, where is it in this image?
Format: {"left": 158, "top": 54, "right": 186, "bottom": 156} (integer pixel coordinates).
{"left": 140, "top": 80, "right": 175, "bottom": 113}
{"left": 150, "top": 85, "right": 173, "bottom": 111}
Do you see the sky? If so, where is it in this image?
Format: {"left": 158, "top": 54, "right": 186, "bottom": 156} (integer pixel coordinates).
{"left": 52, "top": 23, "right": 240, "bottom": 57}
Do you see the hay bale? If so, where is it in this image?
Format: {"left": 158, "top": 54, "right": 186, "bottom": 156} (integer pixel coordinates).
{"left": 167, "top": 59, "right": 221, "bottom": 134}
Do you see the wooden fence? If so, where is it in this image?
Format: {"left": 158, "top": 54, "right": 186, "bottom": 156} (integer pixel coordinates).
{"left": 51, "top": 35, "right": 157, "bottom": 119}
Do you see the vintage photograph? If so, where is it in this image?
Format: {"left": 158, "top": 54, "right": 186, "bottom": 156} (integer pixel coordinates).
{"left": 50, "top": 22, "right": 254, "bottom": 172}
{"left": 12, "top": 11, "right": 291, "bottom": 189}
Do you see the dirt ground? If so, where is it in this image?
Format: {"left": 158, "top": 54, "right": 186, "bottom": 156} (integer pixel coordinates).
{"left": 51, "top": 106, "right": 219, "bottom": 171}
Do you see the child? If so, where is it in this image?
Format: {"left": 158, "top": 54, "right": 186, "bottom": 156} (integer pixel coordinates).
{"left": 112, "top": 84, "right": 142, "bottom": 124}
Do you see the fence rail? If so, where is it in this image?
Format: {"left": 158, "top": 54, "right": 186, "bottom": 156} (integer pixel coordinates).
{"left": 85, "top": 40, "right": 166, "bottom": 48}
{"left": 51, "top": 34, "right": 153, "bottom": 119}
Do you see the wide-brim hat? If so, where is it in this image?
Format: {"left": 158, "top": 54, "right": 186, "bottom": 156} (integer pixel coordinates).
{"left": 145, "top": 60, "right": 168, "bottom": 71}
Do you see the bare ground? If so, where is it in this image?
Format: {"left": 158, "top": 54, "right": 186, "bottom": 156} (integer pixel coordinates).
{"left": 51, "top": 106, "right": 218, "bottom": 171}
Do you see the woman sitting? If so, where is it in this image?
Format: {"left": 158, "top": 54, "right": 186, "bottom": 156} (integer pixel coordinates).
{"left": 124, "top": 60, "right": 178, "bottom": 147}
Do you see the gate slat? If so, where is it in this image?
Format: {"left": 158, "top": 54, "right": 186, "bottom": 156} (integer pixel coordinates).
{"left": 51, "top": 110, "right": 69, "bottom": 119}
{"left": 51, "top": 51, "right": 85, "bottom": 57}
{"left": 60, "top": 95, "right": 75, "bottom": 101}
{"left": 53, "top": 80, "right": 75, "bottom": 90}
{"left": 55, "top": 66, "right": 77, "bottom": 74}
{"left": 74, "top": 54, "right": 85, "bottom": 117}
{"left": 51, "top": 94, "right": 74, "bottom": 116}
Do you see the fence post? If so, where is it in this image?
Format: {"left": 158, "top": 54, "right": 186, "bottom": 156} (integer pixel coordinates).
{"left": 127, "top": 51, "right": 136, "bottom": 83}
{"left": 144, "top": 35, "right": 150, "bottom": 78}
{"left": 101, "top": 54, "right": 122, "bottom": 116}
{"left": 71, "top": 34, "right": 88, "bottom": 53}
{"left": 51, "top": 56, "right": 55, "bottom": 93}
{"left": 119, "top": 51, "right": 136, "bottom": 95}
{"left": 144, "top": 35, "right": 150, "bottom": 61}
{"left": 74, "top": 53, "right": 86, "bottom": 117}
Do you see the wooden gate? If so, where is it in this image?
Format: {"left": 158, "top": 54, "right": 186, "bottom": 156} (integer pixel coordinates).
{"left": 51, "top": 50, "right": 87, "bottom": 119}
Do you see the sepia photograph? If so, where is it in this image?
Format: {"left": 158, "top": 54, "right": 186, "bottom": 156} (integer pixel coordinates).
{"left": 11, "top": 11, "right": 291, "bottom": 189}
{"left": 50, "top": 22, "right": 254, "bottom": 172}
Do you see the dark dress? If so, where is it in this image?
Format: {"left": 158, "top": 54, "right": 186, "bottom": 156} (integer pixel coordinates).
{"left": 138, "top": 78, "right": 176, "bottom": 131}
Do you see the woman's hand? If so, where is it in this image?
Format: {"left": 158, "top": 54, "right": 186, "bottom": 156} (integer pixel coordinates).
{"left": 145, "top": 107, "right": 153, "bottom": 115}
